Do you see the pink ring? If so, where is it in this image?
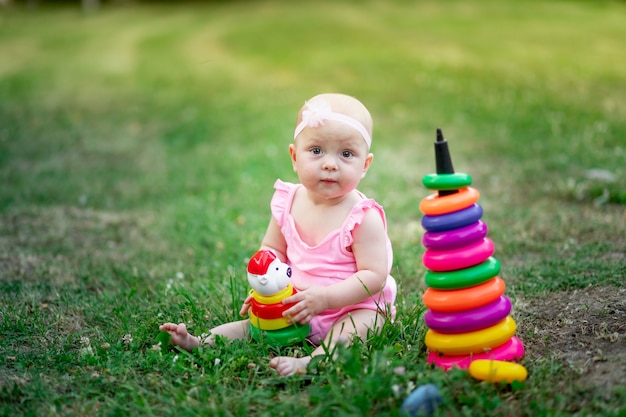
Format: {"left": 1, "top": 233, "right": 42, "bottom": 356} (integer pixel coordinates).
{"left": 427, "top": 336, "right": 525, "bottom": 370}
{"left": 423, "top": 238, "right": 494, "bottom": 272}
{"left": 422, "top": 220, "right": 488, "bottom": 251}
{"left": 424, "top": 296, "right": 511, "bottom": 333}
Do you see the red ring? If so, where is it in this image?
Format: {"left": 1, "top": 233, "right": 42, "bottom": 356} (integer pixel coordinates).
{"left": 251, "top": 299, "right": 290, "bottom": 319}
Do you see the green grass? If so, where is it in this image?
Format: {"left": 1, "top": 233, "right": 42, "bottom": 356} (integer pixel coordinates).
{"left": 1, "top": 0, "right": 625, "bottom": 416}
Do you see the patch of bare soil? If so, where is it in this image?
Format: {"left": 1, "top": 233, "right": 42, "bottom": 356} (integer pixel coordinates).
{"left": 517, "top": 286, "right": 626, "bottom": 392}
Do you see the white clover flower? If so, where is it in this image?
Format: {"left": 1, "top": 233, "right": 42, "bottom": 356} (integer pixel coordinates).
{"left": 393, "top": 366, "right": 406, "bottom": 376}
{"left": 173, "top": 355, "right": 179, "bottom": 363}
{"left": 80, "top": 345, "right": 94, "bottom": 356}
{"left": 176, "top": 272, "right": 184, "bottom": 279}
{"left": 407, "top": 380, "right": 416, "bottom": 393}
{"left": 122, "top": 334, "right": 133, "bottom": 345}
{"left": 214, "top": 358, "right": 221, "bottom": 366}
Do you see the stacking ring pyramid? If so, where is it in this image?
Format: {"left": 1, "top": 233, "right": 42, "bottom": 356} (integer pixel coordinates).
{"left": 420, "top": 130, "right": 525, "bottom": 371}
{"left": 247, "top": 250, "right": 310, "bottom": 346}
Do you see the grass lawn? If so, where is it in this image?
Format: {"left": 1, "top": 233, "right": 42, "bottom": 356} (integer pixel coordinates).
{"left": 0, "top": 0, "right": 624, "bottom": 415}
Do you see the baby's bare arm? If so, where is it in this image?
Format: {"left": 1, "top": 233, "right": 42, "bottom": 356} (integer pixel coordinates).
{"left": 259, "top": 216, "right": 288, "bottom": 261}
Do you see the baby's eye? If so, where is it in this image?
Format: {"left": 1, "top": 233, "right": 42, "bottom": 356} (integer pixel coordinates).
{"left": 342, "top": 150, "right": 354, "bottom": 158}
{"left": 311, "top": 147, "right": 322, "bottom": 155}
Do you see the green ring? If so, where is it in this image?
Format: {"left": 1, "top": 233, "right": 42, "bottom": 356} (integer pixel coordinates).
{"left": 422, "top": 173, "right": 472, "bottom": 190}
{"left": 425, "top": 257, "right": 500, "bottom": 289}
{"left": 249, "top": 323, "right": 311, "bottom": 346}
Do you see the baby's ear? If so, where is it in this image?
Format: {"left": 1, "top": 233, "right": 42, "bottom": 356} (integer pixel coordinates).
{"left": 362, "top": 153, "right": 374, "bottom": 178}
{"left": 289, "top": 144, "right": 298, "bottom": 172}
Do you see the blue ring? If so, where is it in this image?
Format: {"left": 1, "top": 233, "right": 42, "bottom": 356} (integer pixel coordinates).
{"left": 421, "top": 204, "right": 483, "bottom": 232}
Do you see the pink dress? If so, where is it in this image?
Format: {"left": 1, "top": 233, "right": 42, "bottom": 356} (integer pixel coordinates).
{"left": 271, "top": 180, "right": 397, "bottom": 344}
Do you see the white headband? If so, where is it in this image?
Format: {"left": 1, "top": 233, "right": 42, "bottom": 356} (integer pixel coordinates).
{"left": 293, "top": 100, "right": 372, "bottom": 149}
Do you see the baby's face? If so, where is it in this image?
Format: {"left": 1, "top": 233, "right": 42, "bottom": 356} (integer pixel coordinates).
{"left": 290, "top": 121, "right": 372, "bottom": 202}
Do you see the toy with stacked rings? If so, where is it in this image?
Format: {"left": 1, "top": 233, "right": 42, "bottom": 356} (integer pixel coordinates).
{"left": 419, "top": 129, "right": 526, "bottom": 379}
{"left": 246, "top": 250, "right": 310, "bottom": 346}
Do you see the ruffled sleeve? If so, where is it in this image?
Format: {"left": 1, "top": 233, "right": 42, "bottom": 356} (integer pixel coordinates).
{"left": 270, "top": 179, "right": 296, "bottom": 227}
{"left": 341, "top": 199, "right": 387, "bottom": 248}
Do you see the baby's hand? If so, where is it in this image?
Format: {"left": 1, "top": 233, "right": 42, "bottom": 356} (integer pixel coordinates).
{"left": 239, "top": 294, "right": 253, "bottom": 317}
{"left": 281, "top": 286, "right": 329, "bottom": 325}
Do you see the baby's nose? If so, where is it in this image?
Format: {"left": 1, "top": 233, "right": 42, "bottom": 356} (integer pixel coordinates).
{"left": 322, "top": 155, "right": 338, "bottom": 170}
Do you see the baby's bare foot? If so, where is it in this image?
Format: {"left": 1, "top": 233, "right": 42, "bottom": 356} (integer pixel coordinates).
{"left": 159, "top": 323, "right": 200, "bottom": 352}
{"left": 269, "top": 356, "right": 311, "bottom": 376}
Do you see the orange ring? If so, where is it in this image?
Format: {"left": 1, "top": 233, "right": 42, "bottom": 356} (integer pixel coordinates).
{"left": 422, "top": 277, "right": 505, "bottom": 313}
{"left": 419, "top": 187, "right": 480, "bottom": 216}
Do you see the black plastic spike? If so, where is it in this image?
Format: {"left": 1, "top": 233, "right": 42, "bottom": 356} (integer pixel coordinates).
{"left": 434, "top": 128, "right": 458, "bottom": 196}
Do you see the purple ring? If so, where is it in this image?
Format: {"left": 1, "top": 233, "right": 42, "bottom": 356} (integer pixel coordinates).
{"left": 423, "top": 238, "right": 494, "bottom": 272}
{"left": 421, "top": 204, "right": 483, "bottom": 232}
{"left": 423, "top": 220, "right": 488, "bottom": 250}
{"left": 424, "top": 295, "right": 511, "bottom": 333}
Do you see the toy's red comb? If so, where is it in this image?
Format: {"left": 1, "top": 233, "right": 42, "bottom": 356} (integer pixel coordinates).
{"left": 247, "top": 250, "right": 277, "bottom": 275}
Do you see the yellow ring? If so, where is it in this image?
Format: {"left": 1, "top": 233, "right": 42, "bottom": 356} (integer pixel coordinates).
{"left": 469, "top": 360, "right": 528, "bottom": 383}
{"left": 419, "top": 187, "right": 480, "bottom": 216}
{"left": 425, "top": 316, "right": 517, "bottom": 356}
{"left": 248, "top": 310, "right": 291, "bottom": 330}
{"left": 250, "top": 283, "right": 293, "bottom": 305}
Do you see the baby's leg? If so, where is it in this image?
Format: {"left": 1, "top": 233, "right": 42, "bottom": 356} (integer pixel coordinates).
{"left": 270, "top": 309, "right": 383, "bottom": 376}
{"left": 208, "top": 319, "right": 250, "bottom": 342}
{"left": 159, "top": 322, "right": 201, "bottom": 352}
{"left": 159, "top": 319, "right": 250, "bottom": 352}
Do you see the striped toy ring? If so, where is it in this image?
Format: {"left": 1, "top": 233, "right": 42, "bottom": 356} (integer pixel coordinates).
{"left": 419, "top": 187, "right": 480, "bottom": 216}
{"left": 250, "top": 298, "right": 290, "bottom": 319}
{"left": 421, "top": 204, "right": 483, "bottom": 233}
{"left": 425, "top": 257, "right": 501, "bottom": 290}
{"left": 248, "top": 310, "right": 291, "bottom": 331}
{"left": 422, "top": 277, "right": 505, "bottom": 312}
{"left": 422, "top": 220, "right": 488, "bottom": 250}
{"left": 249, "top": 322, "right": 311, "bottom": 346}
{"left": 423, "top": 238, "right": 494, "bottom": 272}
{"left": 251, "top": 283, "right": 294, "bottom": 305}
{"left": 424, "top": 295, "right": 511, "bottom": 333}
{"left": 427, "top": 336, "right": 525, "bottom": 370}
{"left": 422, "top": 173, "right": 473, "bottom": 190}
{"left": 425, "top": 316, "right": 517, "bottom": 356}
